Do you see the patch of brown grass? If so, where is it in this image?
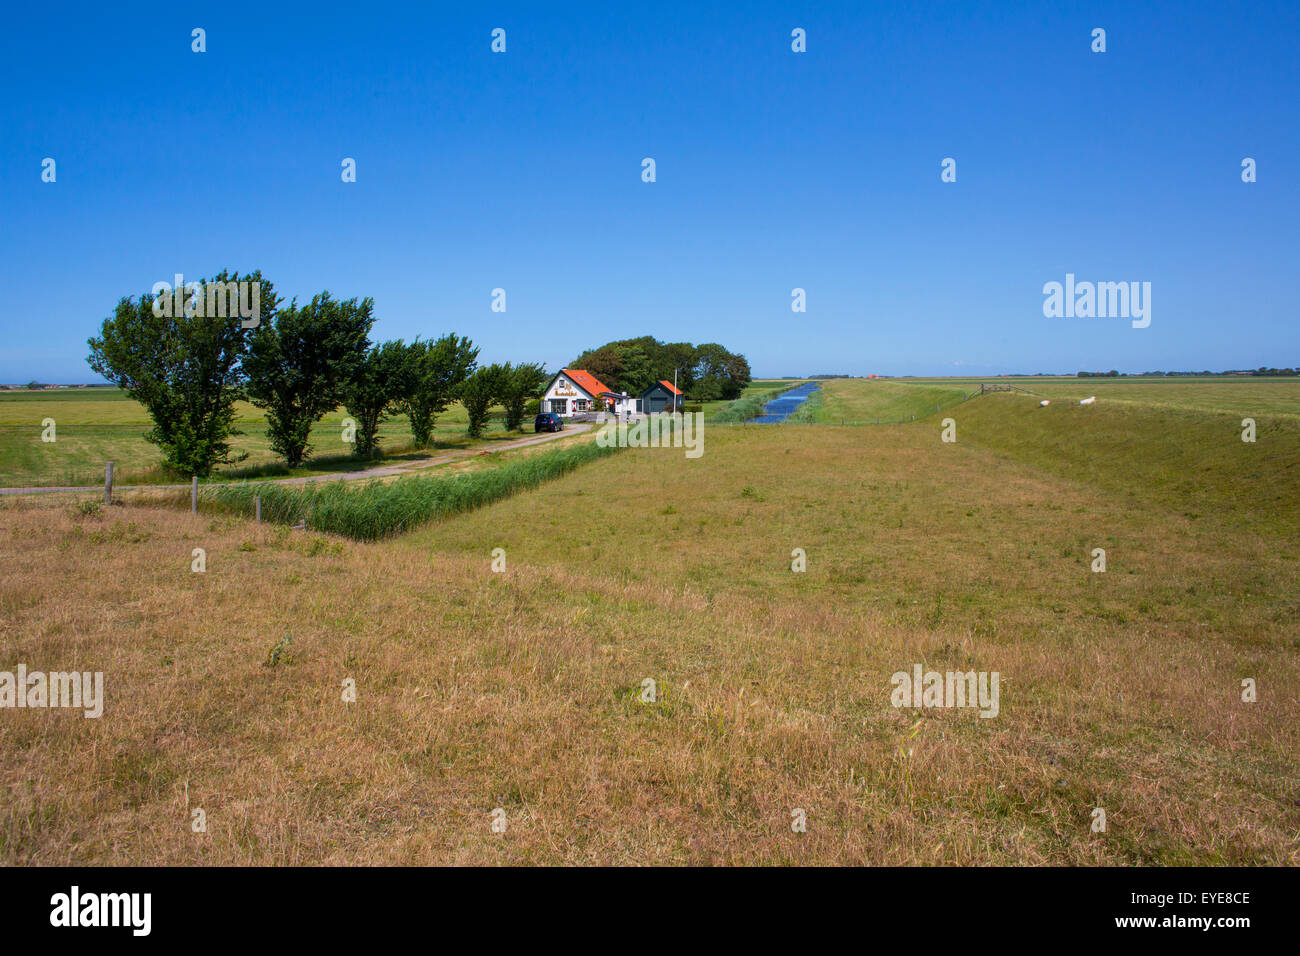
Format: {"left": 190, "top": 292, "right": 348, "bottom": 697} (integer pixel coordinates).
{"left": 0, "top": 412, "right": 1296, "bottom": 864}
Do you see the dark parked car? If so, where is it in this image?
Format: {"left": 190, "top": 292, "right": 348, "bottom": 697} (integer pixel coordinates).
{"left": 534, "top": 412, "right": 564, "bottom": 433}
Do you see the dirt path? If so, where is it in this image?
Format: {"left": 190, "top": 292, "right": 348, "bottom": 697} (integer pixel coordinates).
{"left": 0, "top": 424, "right": 592, "bottom": 496}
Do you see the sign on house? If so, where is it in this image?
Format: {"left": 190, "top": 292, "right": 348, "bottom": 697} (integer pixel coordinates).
{"left": 540, "top": 369, "right": 613, "bottom": 416}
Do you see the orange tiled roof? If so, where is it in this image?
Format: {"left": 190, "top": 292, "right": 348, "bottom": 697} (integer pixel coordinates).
{"left": 658, "top": 379, "right": 683, "bottom": 395}
{"left": 562, "top": 369, "right": 613, "bottom": 399}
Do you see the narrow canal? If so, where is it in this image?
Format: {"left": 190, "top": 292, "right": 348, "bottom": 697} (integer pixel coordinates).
{"left": 752, "top": 382, "right": 821, "bottom": 423}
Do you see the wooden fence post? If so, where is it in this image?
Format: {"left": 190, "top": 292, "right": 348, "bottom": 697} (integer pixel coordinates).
{"left": 255, "top": 496, "right": 261, "bottom": 523}
{"left": 104, "top": 461, "right": 114, "bottom": 505}
{"left": 191, "top": 476, "right": 198, "bottom": 514}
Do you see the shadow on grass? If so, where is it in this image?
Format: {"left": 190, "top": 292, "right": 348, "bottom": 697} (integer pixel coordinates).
{"left": 218, "top": 443, "right": 436, "bottom": 482}
{"left": 219, "top": 426, "right": 540, "bottom": 483}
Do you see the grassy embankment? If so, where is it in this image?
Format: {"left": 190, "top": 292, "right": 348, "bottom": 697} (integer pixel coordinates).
{"left": 898, "top": 376, "right": 1300, "bottom": 419}
{"left": 813, "top": 379, "right": 972, "bottom": 424}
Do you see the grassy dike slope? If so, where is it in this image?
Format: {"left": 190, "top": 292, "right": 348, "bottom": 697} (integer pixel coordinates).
{"left": 814, "top": 378, "right": 970, "bottom": 423}
{"left": 0, "top": 391, "right": 1295, "bottom": 865}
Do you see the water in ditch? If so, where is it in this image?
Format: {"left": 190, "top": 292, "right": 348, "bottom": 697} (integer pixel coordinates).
{"left": 751, "top": 382, "right": 822, "bottom": 423}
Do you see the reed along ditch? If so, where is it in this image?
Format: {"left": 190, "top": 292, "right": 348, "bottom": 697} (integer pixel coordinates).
{"left": 204, "top": 439, "right": 623, "bottom": 541}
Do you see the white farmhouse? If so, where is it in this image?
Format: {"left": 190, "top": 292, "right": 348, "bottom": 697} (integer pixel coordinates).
{"left": 539, "top": 369, "right": 614, "bottom": 417}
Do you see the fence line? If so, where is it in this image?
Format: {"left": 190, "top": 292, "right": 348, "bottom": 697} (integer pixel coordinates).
{"left": 978, "top": 382, "right": 1046, "bottom": 396}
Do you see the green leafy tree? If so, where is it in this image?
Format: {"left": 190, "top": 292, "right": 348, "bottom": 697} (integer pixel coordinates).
{"left": 340, "top": 340, "right": 411, "bottom": 459}
{"left": 693, "top": 342, "right": 751, "bottom": 400}
{"left": 690, "top": 377, "right": 722, "bottom": 402}
{"left": 244, "top": 293, "right": 374, "bottom": 467}
{"left": 658, "top": 342, "right": 699, "bottom": 393}
{"left": 719, "top": 349, "right": 752, "bottom": 398}
{"left": 86, "top": 269, "right": 275, "bottom": 477}
{"left": 397, "top": 334, "right": 478, "bottom": 447}
{"left": 570, "top": 344, "right": 625, "bottom": 392}
{"left": 499, "top": 362, "right": 550, "bottom": 431}
{"left": 459, "top": 364, "right": 505, "bottom": 439}
{"left": 616, "top": 345, "right": 655, "bottom": 394}
{"left": 570, "top": 336, "right": 745, "bottom": 398}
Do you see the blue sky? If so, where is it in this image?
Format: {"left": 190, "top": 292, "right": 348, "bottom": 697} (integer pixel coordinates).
{"left": 2, "top": 0, "right": 1296, "bottom": 382}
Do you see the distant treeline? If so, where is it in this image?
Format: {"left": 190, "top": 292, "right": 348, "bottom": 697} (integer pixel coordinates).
{"left": 1079, "top": 368, "right": 1299, "bottom": 378}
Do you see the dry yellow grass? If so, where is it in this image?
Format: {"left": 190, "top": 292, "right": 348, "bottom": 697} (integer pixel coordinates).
{"left": 1, "top": 398, "right": 1296, "bottom": 865}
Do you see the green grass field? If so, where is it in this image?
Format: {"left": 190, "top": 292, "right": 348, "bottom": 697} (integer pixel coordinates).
{"left": 0, "top": 388, "right": 536, "bottom": 487}
{"left": 898, "top": 376, "right": 1300, "bottom": 418}
{"left": 2, "top": 376, "right": 1296, "bottom": 864}
{"left": 813, "top": 379, "right": 971, "bottom": 424}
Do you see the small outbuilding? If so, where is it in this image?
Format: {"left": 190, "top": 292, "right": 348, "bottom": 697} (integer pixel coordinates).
{"left": 640, "top": 380, "right": 684, "bottom": 414}
{"left": 601, "top": 391, "right": 643, "bottom": 419}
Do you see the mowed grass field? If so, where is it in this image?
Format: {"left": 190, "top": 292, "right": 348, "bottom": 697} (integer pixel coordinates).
{"left": 1, "top": 378, "right": 1297, "bottom": 864}
{"left": 0, "top": 389, "right": 528, "bottom": 488}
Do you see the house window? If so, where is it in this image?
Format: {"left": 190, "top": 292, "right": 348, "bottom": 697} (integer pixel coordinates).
{"left": 549, "top": 399, "right": 567, "bottom": 414}
{"left": 574, "top": 399, "right": 588, "bottom": 412}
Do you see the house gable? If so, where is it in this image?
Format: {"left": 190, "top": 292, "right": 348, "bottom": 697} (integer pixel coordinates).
{"left": 541, "top": 368, "right": 614, "bottom": 415}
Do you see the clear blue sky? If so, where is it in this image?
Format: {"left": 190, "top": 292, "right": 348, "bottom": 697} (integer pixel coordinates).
{"left": 2, "top": 0, "right": 1296, "bottom": 382}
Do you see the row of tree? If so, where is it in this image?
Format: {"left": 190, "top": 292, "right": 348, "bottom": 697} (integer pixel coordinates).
{"left": 87, "top": 270, "right": 549, "bottom": 477}
{"left": 569, "top": 336, "right": 751, "bottom": 401}
{"left": 1133, "top": 368, "right": 1299, "bottom": 377}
